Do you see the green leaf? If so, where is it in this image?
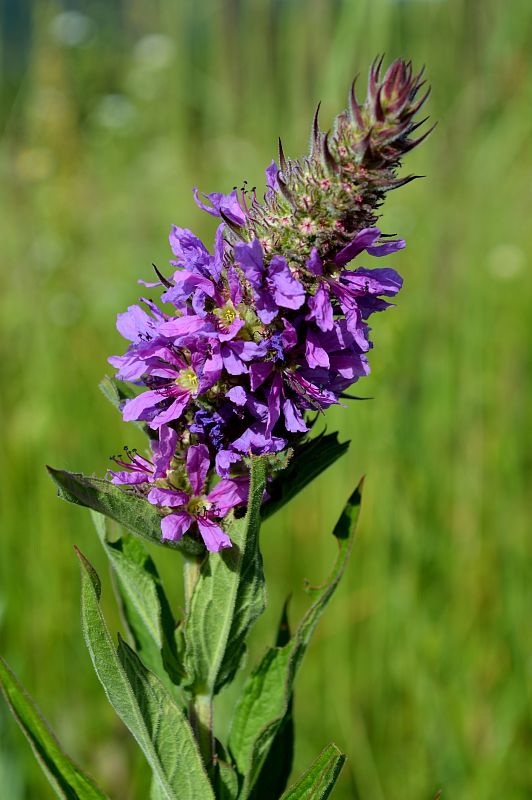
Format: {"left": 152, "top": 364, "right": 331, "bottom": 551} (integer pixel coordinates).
{"left": 0, "top": 655, "right": 108, "bottom": 800}
{"left": 229, "top": 478, "right": 363, "bottom": 797}
{"left": 262, "top": 432, "right": 350, "bottom": 520}
{"left": 77, "top": 549, "right": 214, "bottom": 800}
{"left": 212, "top": 740, "right": 240, "bottom": 800}
{"left": 279, "top": 743, "right": 346, "bottom": 800}
{"left": 91, "top": 512, "right": 185, "bottom": 689}
{"left": 185, "top": 456, "right": 267, "bottom": 695}
{"left": 249, "top": 601, "right": 294, "bottom": 800}
{"left": 47, "top": 466, "right": 203, "bottom": 556}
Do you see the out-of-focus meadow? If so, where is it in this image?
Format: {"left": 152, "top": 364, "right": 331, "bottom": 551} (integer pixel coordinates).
{"left": 1, "top": 0, "right": 531, "bottom": 797}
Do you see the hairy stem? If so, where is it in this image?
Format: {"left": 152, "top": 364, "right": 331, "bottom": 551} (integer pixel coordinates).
{"left": 183, "top": 553, "right": 202, "bottom": 616}
{"left": 188, "top": 692, "right": 214, "bottom": 769}
{"left": 182, "top": 553, "right": 214, "bottom": 768}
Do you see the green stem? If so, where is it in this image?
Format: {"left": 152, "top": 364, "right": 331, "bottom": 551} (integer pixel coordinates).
{"left": 188, "top": 693, "right": 214, "bottom": 769}
{"left": 183, "top": 553, "right": 201, "bottom": 616}
{"left": 182, "top": 553, "right": 214, "bottom": 768}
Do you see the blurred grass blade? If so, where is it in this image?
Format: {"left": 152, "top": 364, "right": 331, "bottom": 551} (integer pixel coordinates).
{"left": 229, "top": 478, "right": 363, "bottom": 797}
{"left": 47, "top": 466, "right": 203, "bottom": 556}
{"left": 76, "top": 549, "right": 214, "bottom": 800}
{"left": 91, "top": 512, "right": 185, "bottom": 689}
{"left": 0, "top": 655, "right": 108, "bottom": 800}
{"left": 261, "top": 432, "right": 350, "bottom": 520}
{"left": 279, "top": 743, "right": 346, "bottom": 800}
{"left": 185, "top": 456, "right": 267, "bottom": 695}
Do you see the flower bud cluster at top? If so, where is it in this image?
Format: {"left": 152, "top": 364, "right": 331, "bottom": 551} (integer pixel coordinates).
{"left": 108, "top": 57, "right": 431, "bottom": 553}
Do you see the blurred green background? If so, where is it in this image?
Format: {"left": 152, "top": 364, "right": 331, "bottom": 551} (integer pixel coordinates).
{"left": 1, "top": 0, "right": 531, "bottom": 797}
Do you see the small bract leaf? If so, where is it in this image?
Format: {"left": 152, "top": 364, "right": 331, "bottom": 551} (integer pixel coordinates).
{"left": 47, "top": 466, "right": 203, "bottom": 556}
{"left": 77, "top": 549, "right": 214, "bottom": 800}
{"left": 279, "top": 742, "right": 346, "bottom": 800}
{"left": 0, "top": 655, "right": 108, "bottom": 800}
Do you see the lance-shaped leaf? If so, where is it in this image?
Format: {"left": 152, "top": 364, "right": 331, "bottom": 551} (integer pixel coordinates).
{"left": 0, "top": 655, "right": 108, "bottom": 800}
{"left": 229, "top": 478, "right": 363, "bottom": 797}
{"left": 91, "top": 512, "right": 185, "bottom": 689}
{"left": 262, "top": 432, "right": 350, "bottom": 521}
{"left": 77, "top": 549, "right": 214, "bottom": 800}
{"left": 185, "top": 456, "right": 267, "bottom": 695}
{"left": 212, "top": 740, "right": 240, "bottom": 800}
{"left": 249, "top": 600, "right": 294, "bottom": 800}
{"left": 279, "top": 743, "right": 346, "bottom": 800}
{"left": 47, "top": 467, "right": 203, "bottom": 556}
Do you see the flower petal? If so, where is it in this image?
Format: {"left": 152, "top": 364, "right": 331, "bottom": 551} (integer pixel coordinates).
{"left": 268, "top": 256, "right": 306, "bottom": 309}
{"left": 306, "top": 284, "right": 334, "bottom": 331}
{"left": 215, "top": 449, "right": 241, "bottom": 477}
{"left": 227, "top": 386, "right": 247, "bottom": 406}
{"left": 208, "top": 476, "right": 249, "bottom": 516}
{"left": 123, "top": 389, "right": 163, "bottom": 421}
{"left": 152, "top": 425, "right": 177, "bottom": 478}
{"left": 148, "top": 487, "right": 189, "bottom": 507}
{"left": 149, "top": 393, "right": 190, "bottom": 429}
{"left": 334, "top": 227, "right": 381, "bottom": 267}
{"left": 161, "top": 512, "right": 193, "bottom": 542}
{"left": 186, "top": 444, "right": 210, "bottom": 495}
{"left": 196, "top": 518, "right": 232, "bottom": 552}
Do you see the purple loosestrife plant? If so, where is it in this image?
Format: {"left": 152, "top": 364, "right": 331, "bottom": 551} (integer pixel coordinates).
{"left": 1, "top": 58, "right": 432, "bottom": 800}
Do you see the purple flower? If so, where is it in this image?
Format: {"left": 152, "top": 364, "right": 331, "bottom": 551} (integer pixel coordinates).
{"left": 121, "top": 345, "right": 218, "bottom": 429}
{"left": 108, "top": 426, "right": 177, "bottom": 485}
{"left": 106, "top": 59, "right": 425, "bottom": 522}
{"left": 147, "top": 444, "right": 249, "bottom": 552}
{"left": 234, "top": 239, "right": 305, "bottom": 323}
{"left": 304, "top": 231, "right": 403, "bottom": 349}
{"left": 193, "top": 188, "right": 246, "bottom": 226}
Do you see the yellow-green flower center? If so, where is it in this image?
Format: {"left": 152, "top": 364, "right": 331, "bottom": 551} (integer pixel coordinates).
{"left": 215, "top": 301, "right": 238, "bottom": 328}
{"left": 186, "top": 495, "right": 210, "bottom": 516}
{"left": 175, "top": 368, "right": 199, "bottom": 393}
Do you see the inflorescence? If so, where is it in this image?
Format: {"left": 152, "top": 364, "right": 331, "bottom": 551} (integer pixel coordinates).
{"left": 107, "top": 58, "right": 431, "bottom": 552}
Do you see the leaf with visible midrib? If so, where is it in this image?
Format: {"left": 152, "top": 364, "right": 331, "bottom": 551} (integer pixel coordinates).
{"left": 185, "top": 456, "right": 267, "bottom": 695}
{"left": 47, "top": 466, "right": 203, "bottom": 556}
{"left": 77, "top": 549, "right": 214, "bottom": 800}
{"left": 279, "top": 743, "right": 346, "bottom": 800}
{"left": 0, "top": 655, "right": 108, "bottom": 800}
{"left": 91, "top": 512, "right": 185, "bottom": 690}
{"left": 229, "top": 478, "right": 363, "bottom": 797}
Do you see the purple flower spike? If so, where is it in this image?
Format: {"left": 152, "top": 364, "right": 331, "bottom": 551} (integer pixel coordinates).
{"left": 106, "top": 57, "right": 429, "bottom": 545}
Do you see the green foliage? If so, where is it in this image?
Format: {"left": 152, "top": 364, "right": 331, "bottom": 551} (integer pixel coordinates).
{"left": 261, "top": 432, "right": 349, "bottom": 521}
{"left": 3, "top": 3, "right": 532, "bottom": 798}
{"left": 279, "top": 743, "right": 346, "bottom": 800}
{"left": 77, "top": 549, "right": 214, "bottom": 800}
{"left": 249, "top": 601, "right": 294, "bottom": 800}
{"left": 185, "top": 456, "right": 268, "bottom": 696}
{"left": 47, "top": 467, "right": 203, "bottom": 556}
{"left": 91, "top": 512, "right": 185, "bottom": 689}
{"left": 0, "top": 656, "right": 108, "bottom": 800}
{"left": 229, "top": 479, "right": 363, "bottom": 797}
